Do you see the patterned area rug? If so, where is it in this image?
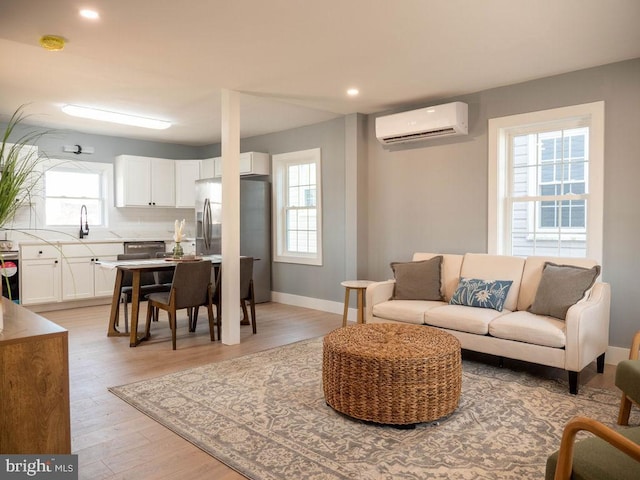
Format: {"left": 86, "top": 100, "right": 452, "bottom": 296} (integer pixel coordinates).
{"left": 109, "top": 338, "right": 631, "bottom": 480}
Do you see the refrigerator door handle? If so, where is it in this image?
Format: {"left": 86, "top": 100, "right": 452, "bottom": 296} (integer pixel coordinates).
{"left": 203, "top": 198, "right": 211, "bottom": 251}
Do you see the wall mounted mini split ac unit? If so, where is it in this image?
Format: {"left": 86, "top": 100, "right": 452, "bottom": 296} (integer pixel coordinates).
{"left": 375, "top": 101, "right": 468, "bottom": 145}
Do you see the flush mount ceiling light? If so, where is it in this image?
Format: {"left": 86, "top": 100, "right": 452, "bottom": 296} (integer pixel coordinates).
{"left": 39, "top": 35, "right": 66, "bottom": 51}
{"left": 62, "top": 105, "right": 171, "bottom": 130}
{"left": 347, "top": 88, "right": 359, "bottom": 96}
{"left": 79, "top": 9, "right": 100, "bottom": 20}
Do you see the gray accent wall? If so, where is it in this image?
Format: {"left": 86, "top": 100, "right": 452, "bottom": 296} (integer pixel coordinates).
{"left": 239, "top": 117, "right": 348, "bottom": 304}
{"left": 2, "top": 124, "right": 200, "bottom": 163}
{"left": 366, "top": 58, "right": 640, "bottom": 348}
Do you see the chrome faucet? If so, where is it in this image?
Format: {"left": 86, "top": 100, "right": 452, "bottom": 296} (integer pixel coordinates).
{"left": 79, "top": 204, "right": 89, "bottom": 239}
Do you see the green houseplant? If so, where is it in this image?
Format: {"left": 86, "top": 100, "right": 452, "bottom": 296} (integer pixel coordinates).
{"left": 0, "top": 106, "right": 48, "bottom": 309}
{"left": 0, "top": 106, "right": 46, "bottom": 228}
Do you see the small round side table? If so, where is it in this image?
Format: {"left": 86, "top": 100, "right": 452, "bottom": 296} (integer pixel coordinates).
{"left": 340, "top": 280, "right": 374, "bottom": 327}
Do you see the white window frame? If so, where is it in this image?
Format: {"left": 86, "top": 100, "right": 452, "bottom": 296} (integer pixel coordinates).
{"left": 272, "top": 148, "right": 323, "bottom": 266}
{"left": 36, "top": 159, "right": 112, "bottom": 229}
{"left": 488, "top": 102, "right": 604, "bottom": 262}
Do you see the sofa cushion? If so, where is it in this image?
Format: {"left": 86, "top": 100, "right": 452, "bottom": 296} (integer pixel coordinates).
{"left": 489, "top": 311, "right": 566, "bottom": 348}
{"left": 372, "top": 300, "right": 445, "bottom": 325}
{"left": 459, "top": 254, "right": 525, "bottom": 312}
{"left": 528, "top": 262, "right": 601, "bottom": 320}
{"left": 413, "top": 253, "right": 464, "bottom": 301}
{"left": 424, "top": 304, "right": 509, "bottom": 335}
{"left": 449, "top": 277, "right": 513, "bottom": 312}
{"left": 517, "top": 256, "right": 598, "bottom": 312}
{"left": 390, "top": 256, "right": 443, "bottom": 300}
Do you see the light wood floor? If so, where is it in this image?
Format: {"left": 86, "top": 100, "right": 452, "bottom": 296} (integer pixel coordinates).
{"left": 40, "top": 302, "right": 619, "bottom": 480}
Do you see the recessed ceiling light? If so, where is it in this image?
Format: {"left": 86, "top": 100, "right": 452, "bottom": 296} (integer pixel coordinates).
{"left": 347, "top": 88, "right": 359, "bottom": 96}
{"left": 62, "top": 105, "right": 171, "bottom": 130}
{"left": 79, "top": 9, "right": 100, "bottom": 20}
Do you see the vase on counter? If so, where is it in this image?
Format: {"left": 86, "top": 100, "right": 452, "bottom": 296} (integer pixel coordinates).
{"left": 172, "top": 242, "right": 184, "bottom": 259}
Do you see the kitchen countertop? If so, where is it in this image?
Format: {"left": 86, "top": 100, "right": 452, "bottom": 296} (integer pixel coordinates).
{"left": 16, "top": 237, "right": 195, "bottom": 246}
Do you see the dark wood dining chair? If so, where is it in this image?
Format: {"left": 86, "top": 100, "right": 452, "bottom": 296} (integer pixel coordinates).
{"left": 117, "top": 252, "right": 169, "bottom": 332}
{"left": 240, "top": 256, "right": 257, "bottom": 334}
{"left": 144, "top": 260, "right": 216, "bottom": 350}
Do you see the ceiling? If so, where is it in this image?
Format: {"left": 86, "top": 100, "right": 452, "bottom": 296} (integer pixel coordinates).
{"left": 1, "top": 0, "right": 639, "bottom": 146}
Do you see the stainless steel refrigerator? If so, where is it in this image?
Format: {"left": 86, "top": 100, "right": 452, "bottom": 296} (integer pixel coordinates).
{"left": 195, "top": 177, "right": 271, "bottom": 303}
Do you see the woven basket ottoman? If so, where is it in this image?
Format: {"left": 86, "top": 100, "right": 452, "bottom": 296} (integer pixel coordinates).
{"left": 322, "top": 323, "right": 462, "bottom": 426}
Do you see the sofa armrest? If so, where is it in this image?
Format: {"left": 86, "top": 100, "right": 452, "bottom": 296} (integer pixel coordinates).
{"left": 563, "top": 282, "right": 611, "bottom": 372}
{"left": 365, "top": 280, "right": 395, "bottom": 322}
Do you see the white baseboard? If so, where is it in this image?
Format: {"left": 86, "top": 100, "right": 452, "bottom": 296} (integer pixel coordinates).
{"left": 270, "top": 291, "right": 360, "bottom": 321}
{"left": 606, "top": 345, "right": 630, "bottom": 366}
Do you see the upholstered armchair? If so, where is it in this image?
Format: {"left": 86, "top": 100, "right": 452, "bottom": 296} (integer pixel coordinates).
{"left": 616, "top": 329, "right": 640, "bottom": 426}
{"left": 546, "top": 416, "right": 640, "bottom": 479}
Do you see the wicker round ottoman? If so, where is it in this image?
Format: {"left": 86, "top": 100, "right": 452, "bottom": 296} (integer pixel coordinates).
{"left": 322, "top": 323, "right": 462, "bottom": 426}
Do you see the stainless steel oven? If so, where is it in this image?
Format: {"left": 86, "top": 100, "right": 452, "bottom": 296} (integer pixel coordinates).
{"left": 123, "top": 241, "right": 166, "bottom": 257}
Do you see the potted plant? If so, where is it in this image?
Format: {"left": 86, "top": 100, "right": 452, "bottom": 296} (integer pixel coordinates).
{"left": 0, "top": 106, "right": 48, "bottom": 313}
{"left": 0, "top": 106, "right": 46, "bottom": 227}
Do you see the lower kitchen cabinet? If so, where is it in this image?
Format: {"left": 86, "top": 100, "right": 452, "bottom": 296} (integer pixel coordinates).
{"left": 20, "top": 245, "right": 62, "bottom": 305}
{"left": 61, "top": 243, "right": 122, "bottom": 301}
{"left": 61, "top": 256, "right": 94, "bottom": 301}
{"left": 94, "top": 258, "right": 119, "bottom": 297}
{"left": 21, "top": 242, "right": 123, "bottom": 305}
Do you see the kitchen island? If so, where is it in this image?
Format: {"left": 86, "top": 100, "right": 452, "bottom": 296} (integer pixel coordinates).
{"left": 0, "top": 297, "right": 71, "bottom": 453}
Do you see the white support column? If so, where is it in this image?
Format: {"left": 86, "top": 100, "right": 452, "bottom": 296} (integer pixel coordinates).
{"left": 220, "top": 89, "right": 241, "bottom": 345}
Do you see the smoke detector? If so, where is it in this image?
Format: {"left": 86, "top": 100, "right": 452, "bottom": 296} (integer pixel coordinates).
{"left": 39, "top": 35, "right": 66, "bottom": 51}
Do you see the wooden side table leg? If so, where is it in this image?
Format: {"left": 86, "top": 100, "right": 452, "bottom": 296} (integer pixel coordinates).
{"left": 357, "top": 288, "right": 365, "bottom": 324}
{"left": 342, "top": 287, "right": 350, "bottom": 327}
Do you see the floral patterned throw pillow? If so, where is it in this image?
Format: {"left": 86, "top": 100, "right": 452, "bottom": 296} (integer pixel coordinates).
{"left": 449, "top": 277, "right": 513, "bottom": 312}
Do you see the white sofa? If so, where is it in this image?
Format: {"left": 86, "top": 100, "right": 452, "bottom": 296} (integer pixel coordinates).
{"left": 365, "top": 253, "right": 611, "bottom": 394}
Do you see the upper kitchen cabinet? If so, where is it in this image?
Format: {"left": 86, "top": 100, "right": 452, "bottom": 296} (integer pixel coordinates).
{"left": 115, "top": 155, "right": 175, "bottom": 207}
{"left": 175, "top": 160, "right": 201, "bottom": 208}
{"left": 212, "top": 152, "right": 270, "bottom": 178}
{"left": 200, "top": 157, "right": 216, "bottom": 179}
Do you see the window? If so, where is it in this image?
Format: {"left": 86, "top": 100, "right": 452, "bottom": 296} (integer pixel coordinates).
{"left": 272, "top": 148, "right": 322, "bottom": 265}
{"left": 42, "top": 160, "right": 111, "bottom": 227}
{"left": 488, "top": 102, "right": 604, "bottom": 261}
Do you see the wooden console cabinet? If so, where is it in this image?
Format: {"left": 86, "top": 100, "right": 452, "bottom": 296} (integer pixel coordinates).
{"left": 0, "top": 298, "right": 71, "bottom": 453}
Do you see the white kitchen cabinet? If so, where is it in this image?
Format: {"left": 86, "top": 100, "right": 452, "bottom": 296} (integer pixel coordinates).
{"left": 21, "top": 242, "right": 123, "bottom": 305}
{"left": 60, "top": 243, "right": 123, "bottom": 301}
{"left": 212, "top": 152, "right": 270, "bottom": 177}
{"left": 200, "top": 157, "right": 216, "bottom": 179}
{"left": 175, "top": 160, "right": 201, "bottom": 208}
{"left": 61, "top": 257, "right": 94, "bottom": 301}
{"left": 20, "top": 245, "right": 62, "bottom": 305}
{"left": 115, "top": 155, "right": 176, "bottom": 207}
{"left": 93, "top": 259, "right": 119, "bottom": 297}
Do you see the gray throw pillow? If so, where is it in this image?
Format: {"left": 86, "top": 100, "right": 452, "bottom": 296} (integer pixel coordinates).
{"left": 528, "top": 262, "right": 601, "bottom": 320}
{"left": 390, "top": 256, "right": 443, "bottom": 301}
